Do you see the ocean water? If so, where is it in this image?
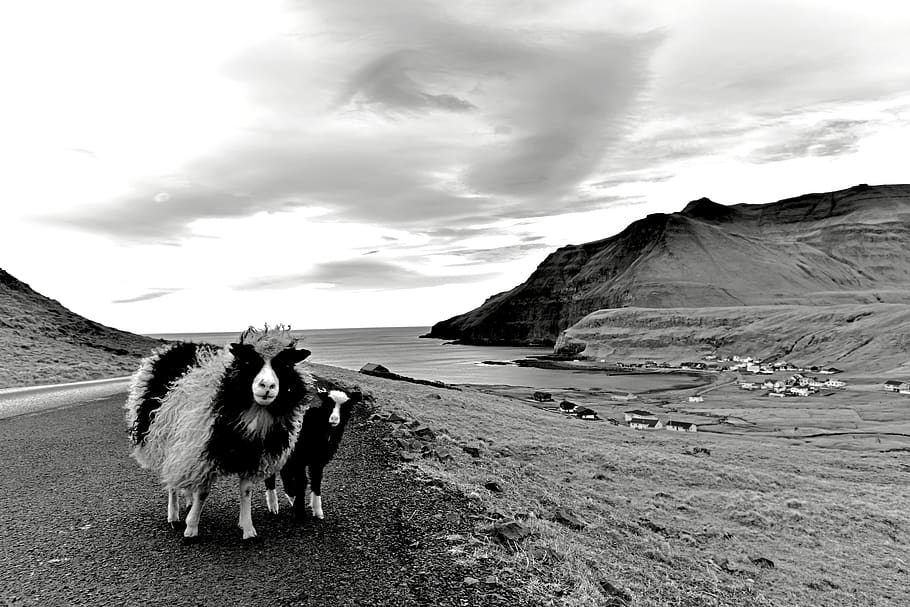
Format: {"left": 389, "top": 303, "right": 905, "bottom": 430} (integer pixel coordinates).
{"left": 146, "top": 326, "right": 700, "bottom": 393}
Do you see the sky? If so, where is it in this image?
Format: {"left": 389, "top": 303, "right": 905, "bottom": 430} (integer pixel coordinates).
{"left": 2, "top": 0, "right": 910, "bottom": 334}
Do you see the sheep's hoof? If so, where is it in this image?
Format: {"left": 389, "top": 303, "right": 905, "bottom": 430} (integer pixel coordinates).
{"left": 182, "top": 535, "right": 201, "bottom": 545}
{"left": 169, "top": 520, "right": 186, "bottom": 532}
{"left": 241, "top": 527, "right": 258, "bottom": 540}
{"left": 242, "top": 534, "right": 261, "bottom": 544}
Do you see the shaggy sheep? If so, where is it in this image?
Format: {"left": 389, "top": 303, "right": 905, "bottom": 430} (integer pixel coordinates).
{"left": 125, "top": 325, "right": 316, "bottom": 540}
{"left": 264, "top": 381, "right": 361, "bottom": 520}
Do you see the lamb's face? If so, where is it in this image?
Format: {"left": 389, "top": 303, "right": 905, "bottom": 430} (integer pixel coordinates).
{"left": 230, "top": 343, "right": 311, "bottom": 407}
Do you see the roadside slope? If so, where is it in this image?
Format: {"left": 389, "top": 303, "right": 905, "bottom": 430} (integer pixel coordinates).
{"left": 0, "top": 268, "right": 164, "bottom": 388}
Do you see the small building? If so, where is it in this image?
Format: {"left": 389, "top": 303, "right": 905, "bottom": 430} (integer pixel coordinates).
{"left": 789, "top": 386, "right": 810, "bottom": 397}
{"left": 688, "top": 395, "right": 704, "bottom": 403}
{"left": 666, "top": 420, "right": 697, "bottom": 433}
{"left": 624, "top": 409, "right": 656, "bottom": 422}
{"left": 883, "top": 380, "right": 904, "bottom": 392}
{"left": 559, "top": 400, "right": 578, "bottom": 413}
{"left": 769, "top": 391, "right": 787, "bottom": 398}
{"left": 629, "top": 417, "right": 663, "bottom": 430}
{"left": 740, "top": 382, "right": 757, "bottom": 390}
{"left": 825, "top": 379, "right": 846, "bottom": 389}
{"left": 746, "top": 363, "right": 761, "bottom": 374}
{"left": 533, "top": 391, "right": 553, "bottom": 402}
{"left": 574, "top": 407, "right": 599, "bottom": 420}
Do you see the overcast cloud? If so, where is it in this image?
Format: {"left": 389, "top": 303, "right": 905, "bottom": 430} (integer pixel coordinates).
{"left": 3, "top": 0, "right": 910, "bottom": 331}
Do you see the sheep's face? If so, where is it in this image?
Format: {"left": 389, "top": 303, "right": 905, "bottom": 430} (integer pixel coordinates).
{"left": 230, "top": 343, "right": 311, "bottom": 407}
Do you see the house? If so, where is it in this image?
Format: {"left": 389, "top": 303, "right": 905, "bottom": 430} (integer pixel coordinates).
{"left": 746, "top": 363, "right": 761, "bottom": 374}
{"left": 807, "top": 378, "right": 825, "bottom": 389}
{"left": 624, "top": 409, "right": 656, "bottom": 422}
{"left": 629, "top": 417, "right": 663, "bottom": 430}
{"left": 644, "top": 360, "right": 658, "bottom": 368}
{"left": 533, "top": 391, "right": 553, "bottom": 402}
{"left": 575, "top": 407, "right": 599, "bottom": 420}
{"left": 825, "top": 379, "right": 846, "bottom": 389}
{"left": 688, "top": 395, "right": 704, "bottom": 403}
{"left": 884, "top": 380, "right": 904, "bottom": 392}
{"left": 739, "top": 382, "right": 758, "bottom": 390}
{"left": 559, "top": 400, "right": 578, "bottom": 413}
{"left": 789, "top": 386, "right": 810, "bottom": 397}
{"left": 769, "top": 391, "right": 787, "bottom": 398}
{"left": 666, "top": 420, "right": 697, "bottom": 432}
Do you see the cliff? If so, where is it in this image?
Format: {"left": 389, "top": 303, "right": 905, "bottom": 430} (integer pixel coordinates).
{"left": 0, "top": 268, "right": 164, "bottom": 387}
{"left": 426, "top": 184, "right": 910, "bottom": 346}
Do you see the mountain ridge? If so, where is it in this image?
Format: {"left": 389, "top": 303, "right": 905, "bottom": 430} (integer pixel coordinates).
{"left": 425, "top": 183, "right": 910, "bottom": 347}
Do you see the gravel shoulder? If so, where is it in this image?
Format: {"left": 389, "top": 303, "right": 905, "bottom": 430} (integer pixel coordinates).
{"left": 0, "top": 392, "right": 539, "bottom": 607}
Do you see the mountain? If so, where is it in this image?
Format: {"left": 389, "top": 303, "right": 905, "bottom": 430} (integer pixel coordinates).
{"left": 0, "top": 268, "right": 164, "bottom": 388}
{"left": 425, "top": 183, "right": 910, "bottom": 346}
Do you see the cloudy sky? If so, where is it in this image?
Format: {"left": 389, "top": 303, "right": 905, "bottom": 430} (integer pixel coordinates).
{"left": 2, "top": 0, "right": 909, "bottom": 333}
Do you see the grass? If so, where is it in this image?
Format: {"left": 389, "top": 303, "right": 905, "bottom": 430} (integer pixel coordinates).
{"left": 313, "top": 363, "right": 909, "bottom": 607}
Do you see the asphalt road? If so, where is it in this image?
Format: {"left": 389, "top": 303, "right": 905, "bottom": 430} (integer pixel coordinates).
{"left": 0, "top": 387, "right": 536, "bottom": 607}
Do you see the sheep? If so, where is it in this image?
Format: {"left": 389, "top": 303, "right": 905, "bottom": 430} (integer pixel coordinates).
{"left": 263, "top": 381, "right": 361, "bottom": 520}
{"left": 125, "top": 325, "right": 317, "bottom": 541}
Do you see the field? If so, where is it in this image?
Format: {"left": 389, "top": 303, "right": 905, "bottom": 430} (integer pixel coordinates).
{"left": 312, "top": 363, "right": 909, "bottom": 607}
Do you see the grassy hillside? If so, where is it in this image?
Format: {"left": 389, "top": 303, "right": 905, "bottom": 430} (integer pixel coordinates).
{"left": 313, "top": 363, "right": 908, "bottom": 607}
{"left": 0, "top": 268, "right": 163, "bottom": 388}
{"left": 556, "top": 304, "right": 910, "bottom": 375}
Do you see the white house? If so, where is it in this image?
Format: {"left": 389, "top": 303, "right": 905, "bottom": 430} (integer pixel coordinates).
{"left": 629, "top": 417, "right": 663, "bottom": 430}
{"left": 666, "top": 420, "right": 697, "bottom": 432}
{"left": 688, "top": 395, "right": 704, "bottom": 403}
{"left": 884, "top": 380, "right": 903, "bottom": 392}
{"left": 740, "top": 382, "right": 758, "bottom": 390}
{"left": 624, "top": 409, "right": 656, "bottom": 422}
{"left": 789, "top": 386, "right": 810, "bottom": 397}
{"left": 825, "top": 379, "right": 846, "bottom": 389}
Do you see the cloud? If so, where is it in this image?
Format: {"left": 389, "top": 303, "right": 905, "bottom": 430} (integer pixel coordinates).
{"left": 41, "top": 0, "right": 662, "bottom": 244}
{"left": 443, "top": 243, "right": 552, "bottom": 265}
{"left": 748, "top": 119, "right": 868, "bottom": 164}
{"left": 112, "top": 288, "right": 181, "bottom": 304}
{"left": 233, "top": 258, "right": 495, "bottom": 291}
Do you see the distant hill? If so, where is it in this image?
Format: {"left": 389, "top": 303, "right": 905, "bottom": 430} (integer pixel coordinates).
{"left": 556, "top": 304, "right": 910, "bottom": 375}
{"left": 0, "top": 268, "right": 164, "bottom": 388}
{"left": 426, "top": 184, "right": 910, "bottom": 346}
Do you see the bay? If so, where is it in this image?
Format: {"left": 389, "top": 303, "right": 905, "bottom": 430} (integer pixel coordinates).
{"left": 146, "top": 326, "right": 702, "bottom": 393}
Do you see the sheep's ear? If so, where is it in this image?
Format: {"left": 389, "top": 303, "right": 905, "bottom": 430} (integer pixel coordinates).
{"left": 290, "top": 348, "right": 311, "bottom": 364}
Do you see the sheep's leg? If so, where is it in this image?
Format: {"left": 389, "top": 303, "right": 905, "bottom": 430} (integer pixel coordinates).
{"left": 167, "top": 488, "right": 182, "bottom": 529}
{"left": 264, "top": 475, "right": 279, "bottom": 514}
{"left": 309, "top": 464, "right": 325, "bottom": 520}
{"left": 280, "top": 466, "right": 300, "bottom": 509}
{"left": 238, "top": 477, "right": 257, "bottom": 540}
{"left": 183, "top": 488, "right": 209, "bottom": 539}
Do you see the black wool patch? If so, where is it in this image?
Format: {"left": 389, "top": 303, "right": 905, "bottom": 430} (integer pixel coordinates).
{"left": 205, "top": 347, "right": 311, "bottom": 477}
{"left": 130, "top": 342, "right": 220, "bottom": 445}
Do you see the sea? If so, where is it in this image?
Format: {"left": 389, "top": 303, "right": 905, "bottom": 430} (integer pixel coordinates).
{"left": 146, "top": 326, "right": 699, "bottom": 393}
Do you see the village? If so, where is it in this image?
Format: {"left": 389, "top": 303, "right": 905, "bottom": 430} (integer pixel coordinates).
{"left": 531, "top": 352, "right": 910, "bottom": 435}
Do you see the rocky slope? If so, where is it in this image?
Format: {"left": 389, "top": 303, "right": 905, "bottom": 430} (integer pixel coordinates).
{"left": 426, "top": 183, "right": 910, "bottom": 346}
{"left": 555, "top": 304, "right": 910, "bottom": 374}
{"left": 0, "top": 268, "right": 164, "bottom": 387}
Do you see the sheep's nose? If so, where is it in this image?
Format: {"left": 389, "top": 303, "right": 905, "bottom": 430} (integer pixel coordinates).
{"left": 258, "top": 379, "right": 277, "bottom": 391}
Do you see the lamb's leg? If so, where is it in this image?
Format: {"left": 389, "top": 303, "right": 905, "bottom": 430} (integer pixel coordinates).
{"left": 280, "top": 466, "right": 300, "bottom": 509}
{"left": 309, "top": 464, "right": 325, "bottom": 520}
{"left": 264, "top": 475, "right": 279, "bottom": 514}
{"left": 183, "top": 488, "right": 209, "bottom": 539}
{"left": 238, "top": 477, "right": 257, "bottom": 540}
{"left": 167, "top": 488, "right": 182, "bottom": 529}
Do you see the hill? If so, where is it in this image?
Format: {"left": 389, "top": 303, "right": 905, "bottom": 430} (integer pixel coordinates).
{"left": 0, "top": 268, "right": 164, "bottom": 388}
{"left": 425, "top": 184, "right": 910, "bottom": 347}
{"left": 555, "top": 304, "right": 910, "bottom": 375}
